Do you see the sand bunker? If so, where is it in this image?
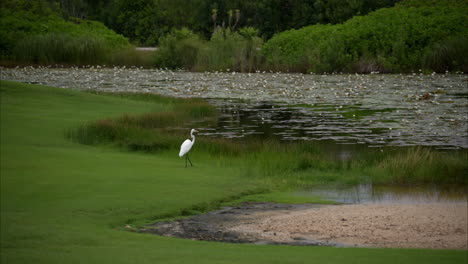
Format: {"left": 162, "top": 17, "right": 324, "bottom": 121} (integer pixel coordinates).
{"left": 144, "top": 202, "right": 467, "bottom": 249}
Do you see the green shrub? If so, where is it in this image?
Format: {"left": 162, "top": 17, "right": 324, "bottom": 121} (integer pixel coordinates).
{"left": 154, "top": 27, "right": 263, "bottom": 72}
{"left": 154, "top": 28, "right": 204, "bottom": 70}
{"left": 263, "top": 0, "right": 468, "bottom": 73}
{"left": 196, "top": 27, "right": 263, "bottom": 72}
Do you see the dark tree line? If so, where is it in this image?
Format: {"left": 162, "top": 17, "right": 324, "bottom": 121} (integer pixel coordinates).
{"left": 20, "top": 0, "right": 402, "bottom": 45}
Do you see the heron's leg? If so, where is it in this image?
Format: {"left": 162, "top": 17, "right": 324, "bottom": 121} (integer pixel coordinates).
{"left": 185, "top": 155, "right": 188, "bottom": 168}
{"left": 187, "top": 153, "right": 193, "bottom": 167}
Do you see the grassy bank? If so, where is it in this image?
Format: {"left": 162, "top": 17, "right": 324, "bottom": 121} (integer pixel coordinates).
{"left": 1, "top": 80, "right": 466, "bottom": 263}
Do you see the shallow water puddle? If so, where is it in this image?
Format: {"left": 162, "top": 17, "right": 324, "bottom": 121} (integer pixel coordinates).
{"left": 297, "top": 184, "right": 467, "bottom": 204}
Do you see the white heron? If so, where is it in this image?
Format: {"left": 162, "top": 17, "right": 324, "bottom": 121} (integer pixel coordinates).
{"left": 179, "top": 129, "right": 198, "bottom": 167}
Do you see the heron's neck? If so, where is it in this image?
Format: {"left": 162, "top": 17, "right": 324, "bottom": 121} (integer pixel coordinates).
{"left": 191, "top": 133, "right": 195, "bottom": 142}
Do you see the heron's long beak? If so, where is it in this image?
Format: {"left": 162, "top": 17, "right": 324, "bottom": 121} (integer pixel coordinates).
{"left": 194, "top": 129, "right": 199, "bottom": 132}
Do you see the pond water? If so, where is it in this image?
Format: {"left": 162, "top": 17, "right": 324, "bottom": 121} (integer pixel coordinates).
{"left": 1, "top": 67, "right": 467, "bottom": 149}
{"left": 297, "top": 184, "right": 468, "bottom": 204}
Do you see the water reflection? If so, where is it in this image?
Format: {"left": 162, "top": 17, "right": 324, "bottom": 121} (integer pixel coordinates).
{"left": 197, "top": 99, "right": 397, "bottom": 146}
{"left": 298, "top": 184, "right": 468, "bottom": 204}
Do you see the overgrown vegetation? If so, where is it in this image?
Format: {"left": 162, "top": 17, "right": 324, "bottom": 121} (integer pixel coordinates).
{"left": 0, "top": 0, "right": 130, "bottom": 65}
{"left": 68, "top": 92, "right": 468, "bottom": 187}
{"left": 28, "top": 0, "right": 401, "bottom": 45}
{"left": 262, "top": 0, "right": 468, "bottom": 73}
{"left": 154, "top": 27, "right": 263, "bottom": 72}
{"left": 154, "top": 28, "right": 204, "bottom": 70}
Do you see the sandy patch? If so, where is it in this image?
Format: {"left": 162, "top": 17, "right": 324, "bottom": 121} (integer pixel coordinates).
{"left": 144, "top": 202, "right": 467, "bottom": 249}
{"left": 228, "top": 203, "right": 467, "bottom": 249}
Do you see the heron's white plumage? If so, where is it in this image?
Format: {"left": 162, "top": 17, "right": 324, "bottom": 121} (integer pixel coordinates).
{"left": 179, "top": 129, "right": 198, "bottom": 158}
{"left": 179, "top": 139, "right": 193, "bottom": 157}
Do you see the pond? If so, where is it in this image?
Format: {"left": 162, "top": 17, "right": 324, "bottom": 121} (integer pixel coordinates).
{"left": 1, "top": 67, "right": 467, "bottom": 149}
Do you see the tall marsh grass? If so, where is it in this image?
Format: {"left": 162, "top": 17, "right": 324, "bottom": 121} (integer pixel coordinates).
{"left": 373, "top": 147, "right": 468, "bottom": 185}
{"left": 13, "top": 33, "right": 110, "bottom": 65}
{"left": 68, "top": 93, "right": 217, "bottom": 151}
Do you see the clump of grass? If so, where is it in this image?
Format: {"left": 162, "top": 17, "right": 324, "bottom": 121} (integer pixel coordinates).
{"left": 373, "top": 147, "right": 468, "bottom": 185}
{"left": 238, "top": 140, "right": 369, "bottom": 187}
{"left": 68, "top": 93, "right": 217, "bottom": 152}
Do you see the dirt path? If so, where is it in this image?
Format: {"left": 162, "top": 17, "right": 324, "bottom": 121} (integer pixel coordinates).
{"left": 143, "top": 202, "right": 468, "bottom": 249}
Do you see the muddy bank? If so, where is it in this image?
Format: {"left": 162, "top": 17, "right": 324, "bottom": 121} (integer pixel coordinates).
{"left": 142, "top": 202, "right": 468, "bottom": 249}
{"left": 142, "top": 203, "right": 336, "bottom": 246}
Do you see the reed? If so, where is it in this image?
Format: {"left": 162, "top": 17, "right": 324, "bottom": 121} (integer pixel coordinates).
{"left": 68, "top": 92, "right": 217, "bottom": 152}
{"left": 373, "top": 147, "right": 468, "bottom": 185}
{"left": 13, "top": 33, "right": 110, "bottom": 65}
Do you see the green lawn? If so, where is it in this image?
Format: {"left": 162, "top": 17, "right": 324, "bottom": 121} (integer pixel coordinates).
{"left": 1, "top": 80, "right": 466, "bottom": 263}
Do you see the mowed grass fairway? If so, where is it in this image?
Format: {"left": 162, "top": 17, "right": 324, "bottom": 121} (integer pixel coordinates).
{"left": 1, "top": 80, "right": 465, "bottom": 263}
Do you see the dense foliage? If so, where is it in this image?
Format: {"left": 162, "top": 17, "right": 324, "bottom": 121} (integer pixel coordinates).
{"left": 154, "top": 27, "right": 263, "bottom": 72}
{"left": 1, "top": 0, "right": 467, "bottom": 72}
{"left": 0, "top": 0, "right": 129, "bottom": 64}
{"left": 262, "top": 0, "right": 468, "bottom": 73}
{"left": 30, "top": 0, "right": 401, "bottom": 45}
